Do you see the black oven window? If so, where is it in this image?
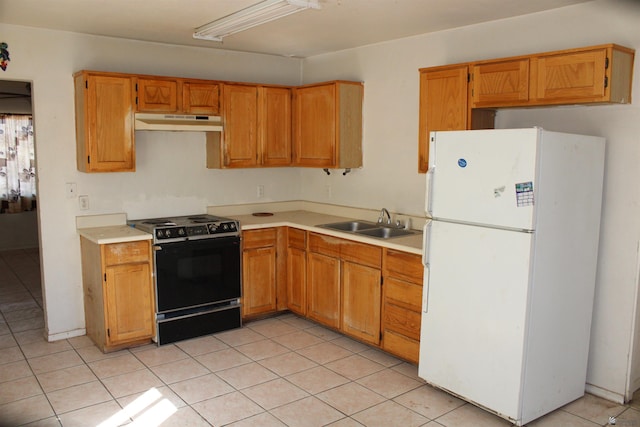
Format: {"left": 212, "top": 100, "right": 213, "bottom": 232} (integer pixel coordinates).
{"left": 177, "top": 254, "right": 222, "bottom": 281}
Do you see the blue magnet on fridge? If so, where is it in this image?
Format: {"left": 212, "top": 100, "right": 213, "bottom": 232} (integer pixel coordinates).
{"left": 458, "top": 158, "right": 467, "bottom": 168}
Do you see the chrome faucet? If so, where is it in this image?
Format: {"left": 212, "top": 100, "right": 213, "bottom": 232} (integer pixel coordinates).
{"left": 377, "top": 208, "right": 392, "bottom": 225}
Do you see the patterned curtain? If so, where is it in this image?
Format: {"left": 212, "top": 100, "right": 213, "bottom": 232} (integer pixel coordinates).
{"left": 0, "top": 114, "right": 36, "bottom": 213}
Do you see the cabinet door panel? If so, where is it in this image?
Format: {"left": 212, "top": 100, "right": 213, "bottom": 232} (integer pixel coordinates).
{"left": 183, "top": 82, "right": 220, "bottom": 115}
{"left": 293, "top": 84, "right": 336, "bottom": 167}
{"left": 287, "top": 246, "right": 306, "bottom": 316}
{"left": 104, "top": 263, "right": 154, "bottom": 345}
{"left": 472, "top": 59, "right": 529, "bottom": 107}
{"left": 260, "top": 86, "right": 292, "bottom": 166}
{"left": 84, "top": 74, "right": 135, "bottom": 172}
{"left": 418, "top": 65, "right": 468, "bottom": 173}
{"left": 307, "top": 252, "right": 340, "bottom": 328}
{"left": 137, "top": 78, "right": 178, "bottom": 112}
{"left": 223, "top": 84, "right": 258, "bottom": 167}
{"left": 535, "top": 48, "right": 607, "bottom": 103}
{"left": 242, "top": 246, "right": 277, "bottom": 316}
{"left": 342, "top": 261, "right": 381, "bottom": 345}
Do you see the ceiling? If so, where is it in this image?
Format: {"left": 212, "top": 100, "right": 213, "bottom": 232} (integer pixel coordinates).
{"left": 0, "top": 0, "right": 592, "bottom": 58}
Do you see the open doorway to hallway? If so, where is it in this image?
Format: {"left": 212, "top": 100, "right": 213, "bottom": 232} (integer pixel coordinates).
{"left": 0, "top": 79, "right": 44, "bottom": 336}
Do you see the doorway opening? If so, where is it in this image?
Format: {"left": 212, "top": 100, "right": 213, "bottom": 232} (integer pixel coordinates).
{"left": 0, "top": 79, "right": 44, "bottom": 333}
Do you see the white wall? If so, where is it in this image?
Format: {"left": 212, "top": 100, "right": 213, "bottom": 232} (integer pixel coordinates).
{"left": 301, "top": 0, "right": 640, "bottom": 402}
{"left": 0, "top": 211, "right": 39, "bottom": 250}
{"left": 0, "top": 23, "right": 303, "bottom": 340}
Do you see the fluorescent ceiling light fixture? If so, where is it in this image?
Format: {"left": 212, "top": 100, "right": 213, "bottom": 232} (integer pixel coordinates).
{"left": 194, "top": 0, "right": 321, "bottom": 42}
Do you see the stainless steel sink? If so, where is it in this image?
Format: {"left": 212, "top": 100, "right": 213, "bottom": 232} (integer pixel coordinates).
{"left": 356, "top": 227, "right": 419, "bottom": 239}
{"left": 318, "top": 220, "right": 379, "bottom": 232}
{"left": 317, "top": 220, "right": 419, "bottom": 239}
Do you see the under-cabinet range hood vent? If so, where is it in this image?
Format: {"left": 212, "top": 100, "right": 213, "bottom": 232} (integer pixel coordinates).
{"left": 134, "top": 113, "right": 223, "bottom": 132}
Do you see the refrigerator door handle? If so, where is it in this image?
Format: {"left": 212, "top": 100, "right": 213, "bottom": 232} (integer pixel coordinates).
{"left": 422, "top": 222, "right": 431, "bottom": 313}
{"left": 425, "top": 167, "right": 435, "bottom": 216}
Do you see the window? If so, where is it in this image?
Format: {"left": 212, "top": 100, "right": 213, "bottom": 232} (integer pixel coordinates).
{"left": 0, "top": 114, "right": 36, "bottom": 213}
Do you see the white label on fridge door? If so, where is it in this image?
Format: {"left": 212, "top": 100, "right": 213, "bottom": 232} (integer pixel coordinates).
{"left": 516, "top": 182, "right": 534, "bottom": 207}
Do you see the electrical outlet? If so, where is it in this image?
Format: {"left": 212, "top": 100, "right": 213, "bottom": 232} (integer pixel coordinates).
{"left": 325, "top": 184, "right": 332, "bottom": 198}
{"left": 257, "top": 185, "right": 264, "bottom": 198}
{"left": 79, "top": 195, "right": 89, "bottom": 210}
{"left": 66, "top": 182, "right": 77, "bottom": 199}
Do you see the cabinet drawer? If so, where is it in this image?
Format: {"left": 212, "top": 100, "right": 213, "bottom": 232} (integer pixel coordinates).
{"left": 308, "top": 233, "right": 341, "bottom": 258}
{"left": 103, "top": 241, "right": 149, "bottom": 266}
{"left": 288, "top": 228, "right": 306, "bottom": 249}
{"left": 340, "top": 240, "right": 381, "bottom": 269}
{"left": 384, "top": 249, "right": 423, "bottom": 285}
{"left": 383, "top": 302, "right": 421, "bottom": 341}
{"left": 384, "top": 277, "right": 422, "bottom": 312}
{"left": 383, "top": 330, "right": 419, "bottom": 364}
{"left": 308, "top": 233, "right": 381, "bottom": 268}
{"left": 243, "top": 228, "right": 277, "bottom": 249}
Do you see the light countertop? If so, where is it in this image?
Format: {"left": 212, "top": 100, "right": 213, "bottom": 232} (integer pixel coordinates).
{"left": 75, "top": 209, "right": 424, "bottom": 254}
{"left": 78, "top": 225, "right": 153, "bottom": 245}
{"left": 231, "top": 210, "right": 423, "bottom": 255}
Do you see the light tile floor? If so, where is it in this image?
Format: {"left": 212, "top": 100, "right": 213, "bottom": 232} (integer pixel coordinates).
{"left": 1, "top": 248, "right": 640, "bottom": 426}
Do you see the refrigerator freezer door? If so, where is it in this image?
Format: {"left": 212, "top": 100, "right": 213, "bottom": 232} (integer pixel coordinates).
{"left": 419, "top": 220, "right": 532, "bottom": 422}
{"left": 428, "top": 128, "right": 538, "bottom": 230}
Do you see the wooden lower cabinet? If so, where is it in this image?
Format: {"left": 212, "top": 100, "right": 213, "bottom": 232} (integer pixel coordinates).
{"left": 80, "top": 238, "right": 155, "bottom": 352}
{"left": 241, "top": 227, "right": 423, "bottom": 363}
{"left": 381, "top": 249, "right": 424, "bottom": 363}
{"left": 307, "top": 232, "right": 382, "bottom": 345}
{"left": 242, "top": 228, "right": 278, "bottom": 317}
{"left": 342, "top": 260, "right": 381, "bottom": 345}
{"left": 306, "top": 251, "right": 341, "bottom": 328}
{"left": 286, "top": 228, "right": 306, "bottom": 316}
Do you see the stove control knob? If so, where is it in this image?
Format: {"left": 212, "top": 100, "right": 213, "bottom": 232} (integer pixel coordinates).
{"left": 178, "top": 228, "right": 186, "bottom": 236}
{"left": 156, "top": 230, "right": 164, "bottom": 238}
{"left": 222, "top": 223, "right": 229, "bottom": 230}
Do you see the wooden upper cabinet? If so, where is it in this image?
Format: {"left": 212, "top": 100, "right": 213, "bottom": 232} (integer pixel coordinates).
{"left": 471, "top": 58, "right": 529, "bottom": 108}
{"left": 183, "top": 82, "right": 220, "bottom": 115}
{"left": 417, "top": 43, "right": 634, "bottom": 173}
{"left": 222, "top": 84, "right": 259, "bottom": 167}
{"left": 209, "top": 84, "right": 291, "bottom": 168}
{"left": 293, "top": 81, "right": 363, "bottom": 169}
{"left": 259, "top": 86, "right": 292, "bottom": 166}
{"left": 137, "top": 78, "right": 220, "bottom": 114}
{"left": 137, "top": 78, "right": 178, "bottom": 112}
{"left": 418, "top": 65, "right": 469, "bottom": 173}
{"left": 532, "top": 45, "right": 634, "bottom": 105}
{"left": 74, "top": 71, "right": 135, "bottom": 172}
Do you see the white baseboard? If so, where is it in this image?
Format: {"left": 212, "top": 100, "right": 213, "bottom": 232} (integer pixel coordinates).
{"left": 585, "top": 383, "right": 626, "bottom": 404}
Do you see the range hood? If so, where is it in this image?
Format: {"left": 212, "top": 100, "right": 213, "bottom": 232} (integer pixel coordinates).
{"left": 134, "top": 113, "right": 223, "bottom": 132}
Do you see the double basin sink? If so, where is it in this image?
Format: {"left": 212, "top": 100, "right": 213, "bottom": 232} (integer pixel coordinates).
{"left": 317, "top": 220, "right": 419, "bottom": 240}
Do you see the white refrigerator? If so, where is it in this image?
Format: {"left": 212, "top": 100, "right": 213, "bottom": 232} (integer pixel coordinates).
{"left": 419, "top": 128, "right": 605, "bottom": 426}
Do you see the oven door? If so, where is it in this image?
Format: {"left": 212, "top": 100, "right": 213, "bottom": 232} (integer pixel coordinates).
{"left": 154, "top": 236, "right": 241, "bottom": 313}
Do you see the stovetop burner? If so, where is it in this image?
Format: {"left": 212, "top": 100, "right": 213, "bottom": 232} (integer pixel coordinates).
{"left": 128, "top": 214, "right": 240, "bottom": 243}
{"left": 143, "top": 219, "right": 174, "bottom": 225}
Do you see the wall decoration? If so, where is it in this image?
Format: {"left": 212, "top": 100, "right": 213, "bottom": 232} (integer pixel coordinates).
{"left": 0, "top": 43, "right": 10, "bottom": 71}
